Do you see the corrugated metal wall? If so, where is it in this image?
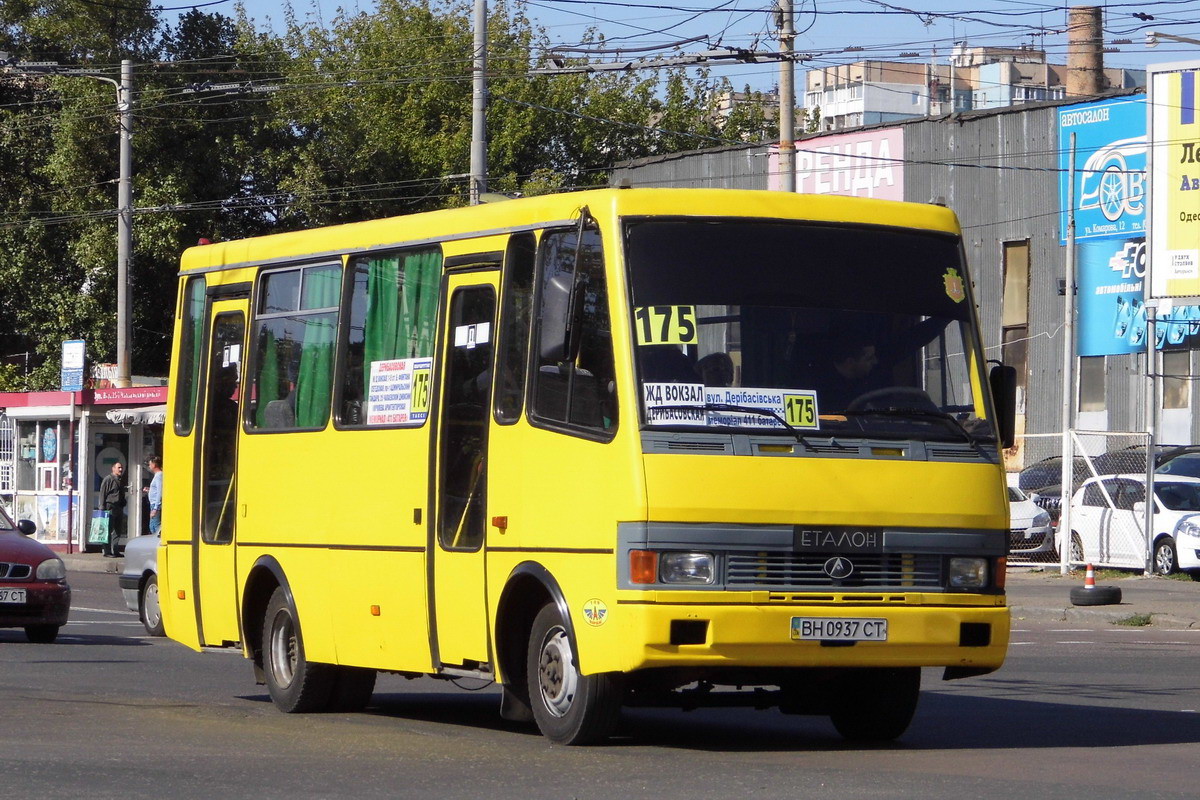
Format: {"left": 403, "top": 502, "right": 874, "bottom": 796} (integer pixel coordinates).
{"left": 613, "top": 98, "right": 1182, "bottom": 445}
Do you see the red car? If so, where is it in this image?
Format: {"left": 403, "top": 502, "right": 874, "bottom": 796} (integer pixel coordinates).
{"left": 0, "top": 509, "right": 70, "bottom": 643}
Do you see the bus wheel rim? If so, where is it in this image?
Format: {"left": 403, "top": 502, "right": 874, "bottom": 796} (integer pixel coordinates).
{"left": 537, "top": 625, "right": 577, "bottom": 718}
{"left": 269, "top": 609, "right": 297, "bottom": 688}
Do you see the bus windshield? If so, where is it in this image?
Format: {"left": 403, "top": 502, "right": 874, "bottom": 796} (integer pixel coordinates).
{"left": 624, "top": 218, "right": 992, "bottom": 443}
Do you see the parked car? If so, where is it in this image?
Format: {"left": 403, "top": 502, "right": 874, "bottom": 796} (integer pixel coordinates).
{"left": 0, "top": 510, "right": 71, "bottom": 643}
{"left": 1068, "top": 473, "right": 1200, "bottom": 578}
{"left": 1091, "top": 444, "right": 1200, "bottom": 477}
{"left": 1008, "top": 486, "right": 1054, "bottom": 557}
{"left": 1018, "top": 455, "right": 1088, "bottom": 493}
{"left": 118, "top": 532, "right": 163, "bottom": 636}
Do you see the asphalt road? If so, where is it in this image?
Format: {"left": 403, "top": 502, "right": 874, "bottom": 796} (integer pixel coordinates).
{"left": 3, "top": 571, "right": 1199, "bottom": 799}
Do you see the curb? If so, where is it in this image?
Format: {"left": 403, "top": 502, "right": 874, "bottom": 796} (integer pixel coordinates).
{"left": 63, "top": 556, "right": 123, "bottom": 575}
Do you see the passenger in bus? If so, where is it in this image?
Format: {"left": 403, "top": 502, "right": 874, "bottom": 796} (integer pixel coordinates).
{"left": 695, "top": 352, "right": 734, "bottom": 387}
{"left": 638, "top": 345, "right": 694, "bottom": 383}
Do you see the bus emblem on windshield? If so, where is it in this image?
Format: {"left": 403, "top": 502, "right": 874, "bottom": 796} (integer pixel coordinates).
{"left": 943, "top": 268, "right": 966, "bottom": 303}
{"left": 823, "top": 557, "right": 855, "bottom": 579}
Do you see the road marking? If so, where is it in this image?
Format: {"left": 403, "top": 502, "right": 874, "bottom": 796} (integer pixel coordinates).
{"left": 71, "top": 606, "right": 135, "bottom": 614}
{"left": 1048, "top": 629, "right": 1090, "bottom": 632}
{"left": 64, "top": 620, "right": 144, "bottom": 626}
{"left": 1056, "top": 641, "right": 1095, "bottom": 644}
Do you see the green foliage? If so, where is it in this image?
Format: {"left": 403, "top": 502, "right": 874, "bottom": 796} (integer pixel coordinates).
{"left": 1, "top": 0, "right": 759, "bottom": 386}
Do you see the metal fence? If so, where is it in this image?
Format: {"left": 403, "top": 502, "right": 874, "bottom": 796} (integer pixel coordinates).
{"left": 1008, "top": 430, "right": 1152, "bottom": 571}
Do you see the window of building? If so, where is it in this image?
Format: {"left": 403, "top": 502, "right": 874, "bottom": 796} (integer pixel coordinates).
{"left": 530, "top": 225, "right": 618, "bottom": 437}
{"left": 1002, "top": 240, "right": 1030, "bottom": 413}
{"left": 1163, "top": 349, "right": 1191, "bottom": 409}
{"left": 338, "top": 247, "right": 441, "bottom": 427}
{"left": 248, "top": 263, "right": 342, "bottom": 431}
{"left": 1079, "top": 355, "right": 1106, "bottom": 412}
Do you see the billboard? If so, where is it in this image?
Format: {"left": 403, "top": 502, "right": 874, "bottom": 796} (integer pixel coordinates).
{"left": 769, "top": 128, "right": 904, "bottom": 200}
{"left": 1078, "top": 236, "right": 1200, "bottom": 356}
{"left": 1058, "top": 96, "right": 1146, "bottom": 245}
{"left": 1149, "top": 63, "right": 1200, "bottom": 298}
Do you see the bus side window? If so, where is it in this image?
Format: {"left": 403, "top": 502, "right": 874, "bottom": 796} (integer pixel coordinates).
{"left": 531, "top": 227, "right": 618, "bottom": 436}
{"left": 337, "top": 247, "right": 441, "bottom": 427}
{"left": 247, "top": 263, "right": 342, "bottom": 431}
{"left": 494, "top": 233, "right": 536, "bottom": 424}
{"left": 174, "top": 276, "right": 207, "bottom": 434}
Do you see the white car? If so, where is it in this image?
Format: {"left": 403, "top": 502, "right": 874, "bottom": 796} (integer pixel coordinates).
{"left": 1008, "top": 486, "right": 1053, "bottom": 557}
{"left": 1068, "top": 473, "right": 1200, "bottom": 578}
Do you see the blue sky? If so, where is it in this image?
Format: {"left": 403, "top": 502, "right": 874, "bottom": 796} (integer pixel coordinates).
{"left": 164, "top": 1, "right": 1200, "bottom": 92}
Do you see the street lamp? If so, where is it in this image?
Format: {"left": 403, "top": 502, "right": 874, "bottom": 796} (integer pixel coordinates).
{"left": 0, "top": 54, "right": 134, "bottom": 388}
{"left": 1146, "top": 31, "right": 1200, "bottom": 48}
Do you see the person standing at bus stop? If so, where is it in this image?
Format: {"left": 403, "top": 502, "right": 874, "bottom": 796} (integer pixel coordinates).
{"left": 98, "top": 461, "right": 126, "bottom": 557}
{"left": 144, "top": 455, "right": 163, "bottom": 535}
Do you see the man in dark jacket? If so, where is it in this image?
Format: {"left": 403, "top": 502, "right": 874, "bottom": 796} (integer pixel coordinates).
{"left": 98, "top": 461, "right": 126, "bottom": 557}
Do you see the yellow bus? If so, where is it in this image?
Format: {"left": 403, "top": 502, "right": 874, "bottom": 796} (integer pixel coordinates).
{"left": 160, "top": 187, "right": 1014, "bottom": 745}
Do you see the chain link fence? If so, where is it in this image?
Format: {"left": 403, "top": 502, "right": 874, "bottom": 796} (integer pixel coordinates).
{"left": 1008, "top": 430, "right": 1151, "bottom": 570}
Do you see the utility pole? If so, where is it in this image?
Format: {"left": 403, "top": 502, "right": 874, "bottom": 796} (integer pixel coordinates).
{"left": 116, "top": 59, "right": 133, "bottom": 387}
{"left": 470, "top": 0, "right": 488, "bottom": 205}
{"left": 0, "top": 55, "right": 134, "bottom": 386}
{"left": 777, "top": 0, "right": 796, "bottom": 192}
{"left": 1059, "top": 133, "right": 1077, "bottom": 576}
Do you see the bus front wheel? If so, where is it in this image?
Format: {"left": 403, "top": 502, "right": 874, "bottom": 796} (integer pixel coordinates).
{"left": 262, "top": 586, "right": 335, "bottom": 713}
{"left": 526, "top": 604, "right": 623, "bottom": 745}
{"left": 828, "top": 667, "right": 920, "bottom": 742}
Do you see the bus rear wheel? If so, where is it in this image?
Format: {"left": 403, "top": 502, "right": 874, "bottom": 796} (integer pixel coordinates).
{"left": 526, "top": 604, "right": 623, "bottom": 745}
{"left": 262, "top": 586, "right": 335, "bottom": 713}
{"left": 828, "top": 667, "right": 920, "bottom": 742}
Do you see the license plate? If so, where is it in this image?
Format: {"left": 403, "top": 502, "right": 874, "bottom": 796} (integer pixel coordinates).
{"left": 791, "top": 617, "right": 887, "bottom": 641}
{"left": 0, "top": 588, "right": 27, "bottom": 604}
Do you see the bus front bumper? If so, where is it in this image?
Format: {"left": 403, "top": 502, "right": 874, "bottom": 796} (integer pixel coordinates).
{"left": 615, "top": 598, "right": 1009, "bottom": 674}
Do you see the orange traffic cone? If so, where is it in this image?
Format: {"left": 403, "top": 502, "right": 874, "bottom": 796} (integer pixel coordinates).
{"left": 1084, "top": 563, "right": 1096, "bottom": 589}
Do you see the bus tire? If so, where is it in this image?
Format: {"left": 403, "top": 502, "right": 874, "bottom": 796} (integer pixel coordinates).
{"left": 526, "top": 604, "right": 622, "bottom": 745}
{"left": 262, "top": 586, "right": 335, "bottom": 713}
{"left": 829, "top": 667, "right": 920, "bottom": 742}
{"left": 328, "top": 666, "right": 376, "bottom": 712}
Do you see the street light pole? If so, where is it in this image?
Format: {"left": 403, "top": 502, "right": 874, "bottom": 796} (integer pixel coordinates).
{"left": 116, "top": 59, "right": 133, "bottom": 388}
{"left": 470, "top": 0, "right": 487, "bottom": 205}
{"left": 0, "top": 55, "right": 134, "bottom": 386}
{"left": 777, "top": 0, "right": 796, "bottom": 192}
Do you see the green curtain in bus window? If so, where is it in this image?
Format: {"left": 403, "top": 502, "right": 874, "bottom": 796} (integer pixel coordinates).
{"left": 255, "top": 327, "right": 280, "bottom": 428}
{"left": 408, "top": 249, "right": 441, "bottom": 358}
{"left": 295, "top": 267, "right": 340, "bottom": 428}
{"left": 361, "top": 250, "right": 441, "bottom": 401}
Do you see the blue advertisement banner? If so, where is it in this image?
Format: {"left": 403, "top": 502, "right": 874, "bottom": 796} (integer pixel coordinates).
{"left": 1059, "top": 96, "right": 1147, "bottom": 245}
{"left": 1078, "top": 237, "right": 1200, "bottom": 356}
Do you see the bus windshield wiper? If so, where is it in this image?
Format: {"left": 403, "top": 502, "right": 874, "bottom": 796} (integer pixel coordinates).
{"left": 842, "top": 406, "right": 987, "bottom": 447}
{"left": 648, "top": 403, "right": 811, "bottom": 446}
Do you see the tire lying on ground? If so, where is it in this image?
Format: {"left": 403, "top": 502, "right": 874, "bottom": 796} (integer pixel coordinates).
{"left": 1069, "top": 585, "right": 1122, "bottom": 606}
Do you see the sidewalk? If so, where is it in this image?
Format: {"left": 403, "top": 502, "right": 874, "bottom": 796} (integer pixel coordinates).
{"left": 1007, "top": 567, "right": 1200, "bottom": 628}
{"left": 62, "top": 552, "right": 123, "bottom": 575}
{"left": 61, "top": 553, "right": 1200, "bottom": 628}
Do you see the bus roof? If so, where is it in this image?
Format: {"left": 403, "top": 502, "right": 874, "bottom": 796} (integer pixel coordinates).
{"left": 179, "top": 187, "right": 961, "bottom": 276}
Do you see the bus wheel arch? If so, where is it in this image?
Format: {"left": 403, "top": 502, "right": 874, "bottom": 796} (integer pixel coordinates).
{"left": 242, "top": 556, "right": 289, "bottom": 678}
{"left": 495, "top": 563, "right": 573, "bottom": 723}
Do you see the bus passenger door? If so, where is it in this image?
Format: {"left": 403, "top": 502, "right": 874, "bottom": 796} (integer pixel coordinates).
{"left": 194, "top": 299, "right": 247, "bottom": 646}
{"left": 431, "top": 272, "right": 498, "bottom": 667}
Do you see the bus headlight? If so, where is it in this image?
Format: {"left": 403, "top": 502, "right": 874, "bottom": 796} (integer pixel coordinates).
{"left": 660, "top": 552, "right": 715, "bottom": 585}
{"left": 948, "top": 557, "right": 988, "bottom": 589}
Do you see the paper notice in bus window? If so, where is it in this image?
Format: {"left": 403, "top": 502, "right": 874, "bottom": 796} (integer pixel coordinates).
{"left": 366, "top": 358, "right": 433, "bottom": 426}
{"left": 454, "top": 322, "right": 491, "bottom": 349}
{"left": 643, "top": 382, "right": 705, "bottom": 425}
{"left": 643, "top": 384, "right": 820, "bottom": 430}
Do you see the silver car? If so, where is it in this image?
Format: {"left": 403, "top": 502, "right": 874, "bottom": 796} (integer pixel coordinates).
{"left": 118, "top": 533, "right": 163, "bottom": 636}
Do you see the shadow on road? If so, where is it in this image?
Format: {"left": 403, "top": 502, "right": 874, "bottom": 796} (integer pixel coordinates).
{"left": 0, "top": 630, "right": 151, "bottom": 647}
{"left": 325, "top": 684, "right": 1200, "bottom": 752}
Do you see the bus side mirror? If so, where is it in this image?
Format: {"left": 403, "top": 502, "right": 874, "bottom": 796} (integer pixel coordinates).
{"left": 989, "top": 364, "right": 1017, "bottom": 449}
